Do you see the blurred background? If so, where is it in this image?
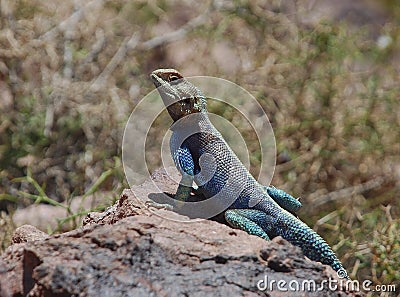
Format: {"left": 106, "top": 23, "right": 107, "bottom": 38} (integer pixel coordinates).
{"left": 0, "top": 0, "right": 399, "bottom": 289}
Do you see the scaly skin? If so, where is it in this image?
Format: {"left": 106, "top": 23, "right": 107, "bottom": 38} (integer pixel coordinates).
{"left": 150, "top": 68, "right": 349, "bottom": 278}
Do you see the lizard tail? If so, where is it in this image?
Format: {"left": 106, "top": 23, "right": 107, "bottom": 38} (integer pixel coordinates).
{"left": 280, "top": 214, "right": 349, "bottom": 279}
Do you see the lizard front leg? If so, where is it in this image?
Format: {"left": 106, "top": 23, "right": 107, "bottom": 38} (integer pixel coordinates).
{"left": 146, "top": 145, "right": 195, "bottom": 210}
{"left": 173, "top": 144, "right": 196, "bottom": 202}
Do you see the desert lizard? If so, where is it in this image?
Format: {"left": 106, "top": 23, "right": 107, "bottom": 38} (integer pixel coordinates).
{"left": 149, "top": 68, "right": 349, "bottom": 278}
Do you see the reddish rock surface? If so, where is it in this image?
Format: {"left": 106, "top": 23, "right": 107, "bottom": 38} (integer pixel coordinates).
{"left": 0, "top": 169, "right": 363, "bottom": 296}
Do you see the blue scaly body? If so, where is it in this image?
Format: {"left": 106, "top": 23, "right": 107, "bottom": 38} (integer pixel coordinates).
{"left": 150, "top": 68, "right": 348, "bottom": 278}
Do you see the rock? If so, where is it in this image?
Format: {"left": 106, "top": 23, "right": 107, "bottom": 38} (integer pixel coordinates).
{"left": 12, "top": 225, "right": 49, "bottom": 244}
{"left": 12, "top": 204, "right": 66, "bottom": 232}
{"left": 0, "top": 168, "right": 363, "bottom": 296}
{"left": 12, "top": 191, "right": 114, "bottom": 232}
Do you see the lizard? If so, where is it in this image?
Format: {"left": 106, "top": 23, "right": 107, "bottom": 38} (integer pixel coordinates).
{"left": 149, "top": 68, "right": 349, "bottom": 279}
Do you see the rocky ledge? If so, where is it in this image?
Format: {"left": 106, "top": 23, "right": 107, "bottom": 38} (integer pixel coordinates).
{"left": 0, "top": 169, "right": 362, "bottom": 296}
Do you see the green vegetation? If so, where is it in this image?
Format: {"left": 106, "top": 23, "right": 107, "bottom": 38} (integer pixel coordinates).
{"left": 0, "top": 0, "right": 399, "bottom": 291}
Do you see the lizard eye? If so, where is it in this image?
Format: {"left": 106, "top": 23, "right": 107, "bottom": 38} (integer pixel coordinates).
{"left": 169, "top": 74, "right": 180, "bottom": 82}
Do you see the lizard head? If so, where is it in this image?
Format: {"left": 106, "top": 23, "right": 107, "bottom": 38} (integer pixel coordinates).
{"left": 150, "top": 68, "right": 207, "bottom": 122}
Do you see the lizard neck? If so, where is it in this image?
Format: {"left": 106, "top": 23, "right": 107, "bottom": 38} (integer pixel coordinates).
{"left": 169, "top": 110, "right": 213, "bottom": 132}
{"left": 164, "top": 94, "right": 207, "bottom": 122}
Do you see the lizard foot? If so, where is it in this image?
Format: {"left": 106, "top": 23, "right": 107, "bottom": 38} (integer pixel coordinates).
{"left": 225, "top": 209, "right": 272, "bottom": 241}
{"left": 145, "top": 200, "right": 174, "bottom": 211}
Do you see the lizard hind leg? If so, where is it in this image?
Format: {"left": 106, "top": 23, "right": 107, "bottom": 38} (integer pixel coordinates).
{"left": 264, "top": 186, "right": 302, "bottom": 213}
{"left": 225, "top": 209, "right": 276, "bottom": 241}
